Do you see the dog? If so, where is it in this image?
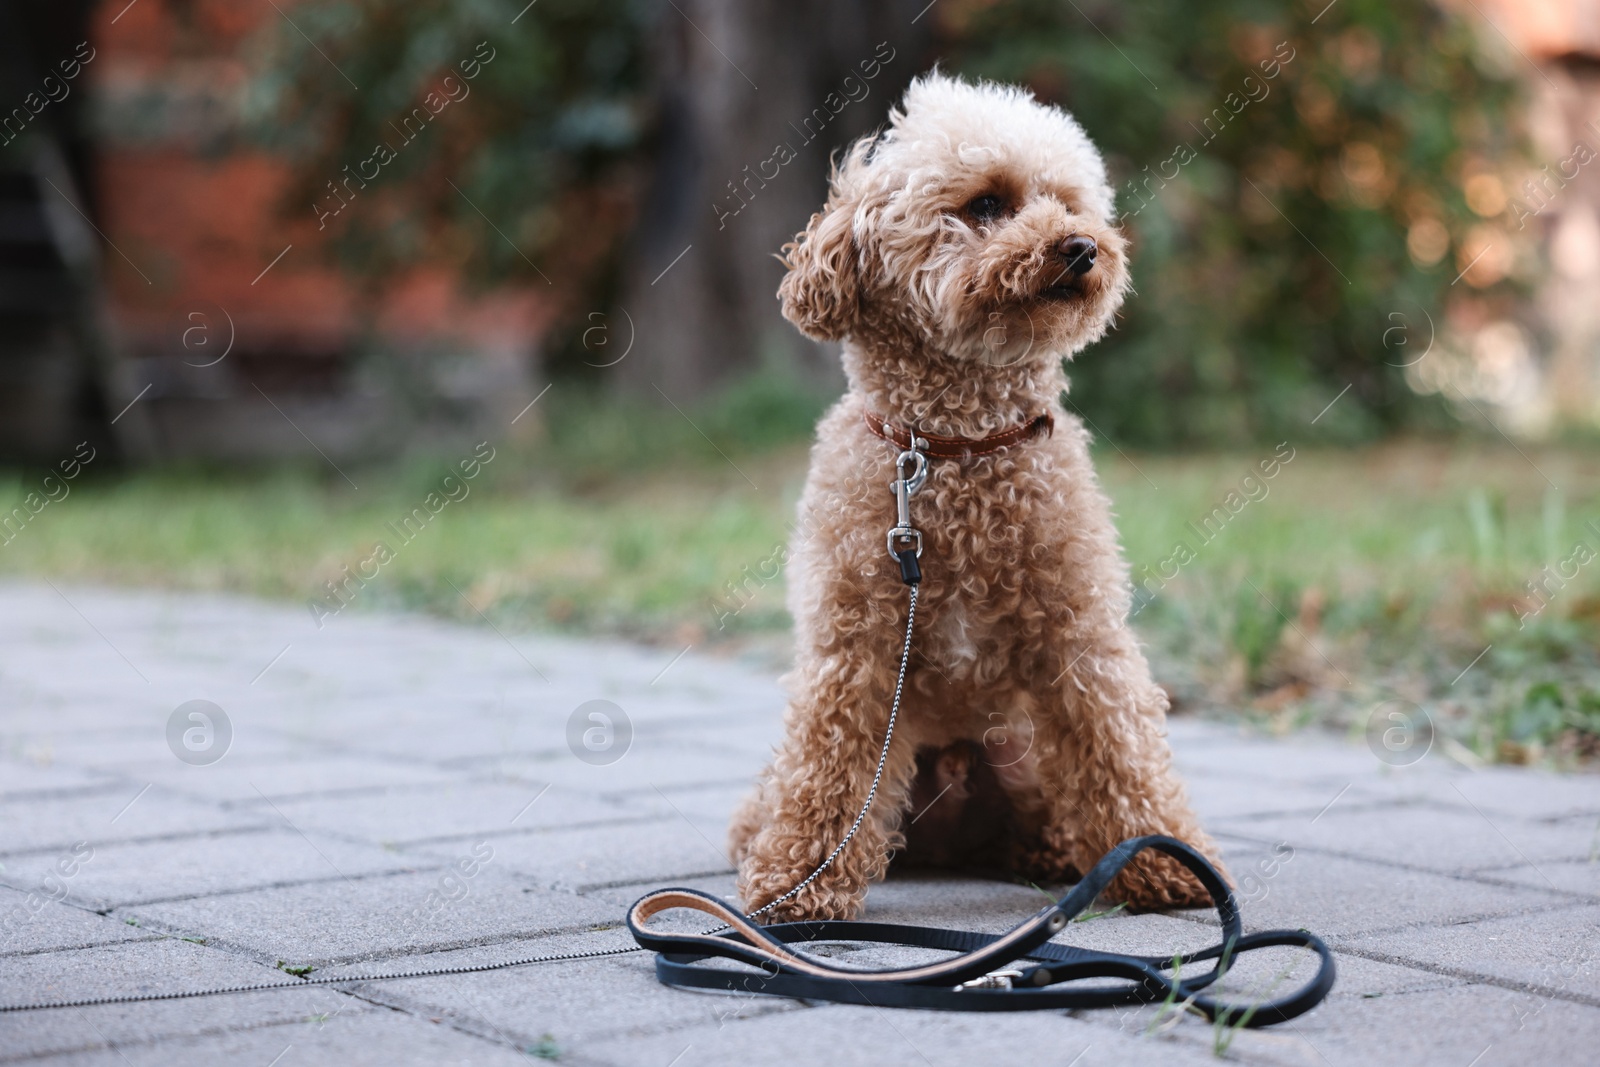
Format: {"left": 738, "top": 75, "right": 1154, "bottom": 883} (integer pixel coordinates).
{"left": 728, "top": 71, "right": 1220, "bottom": 922}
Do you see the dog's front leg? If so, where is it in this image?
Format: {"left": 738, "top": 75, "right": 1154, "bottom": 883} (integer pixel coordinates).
{"left": 735, "top": 630, "right": 921, "bottom": 923}
{"left": 1036, "top": 628, "right": 1223, "bottom": 910}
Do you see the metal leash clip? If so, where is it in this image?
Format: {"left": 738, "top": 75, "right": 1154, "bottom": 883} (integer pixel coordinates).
{"left": 953, "top": 969, "right": 1025, "bottom": 992}
{"left": 886, "top": 425, "right": 928, "bottom": 585}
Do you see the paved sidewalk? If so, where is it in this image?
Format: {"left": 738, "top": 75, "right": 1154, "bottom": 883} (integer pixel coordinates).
{"left": 1, "top": 582, "right": 1597, "bottom": 1066}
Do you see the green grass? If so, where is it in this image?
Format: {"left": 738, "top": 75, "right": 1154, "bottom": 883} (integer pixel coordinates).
{"left": 6, "top": 415, "right": 1600, "bottom": 767}
{"left": 0, "top": 456, "right": 796, "bottom": 640}
{"left": 1111, "top": 443, "right": 1600, "bottom": 766}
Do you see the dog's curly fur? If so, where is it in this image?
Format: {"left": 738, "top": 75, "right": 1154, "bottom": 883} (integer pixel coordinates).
{"left": 729, "top": 72, "right": 1221, "bottom": 922}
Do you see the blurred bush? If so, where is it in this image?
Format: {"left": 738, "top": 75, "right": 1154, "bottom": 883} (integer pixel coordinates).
{"left": 243, "top": 0, "right": 646, "bottom": 286}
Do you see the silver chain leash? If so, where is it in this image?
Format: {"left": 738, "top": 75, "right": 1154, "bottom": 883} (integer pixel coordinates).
{"left": 744, "top": 582, "right": 918, "bottom": 919}
{"left": 746, "top": 425, "right": 927, "bottom": 918}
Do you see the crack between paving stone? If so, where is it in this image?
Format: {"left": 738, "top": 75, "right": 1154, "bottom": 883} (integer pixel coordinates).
{"left": 1210, "top": 829, "right": 1597, "bottom": 901}
{"left": 573, "top": 867, "right": 736, "bottom": 893}
{"left": 348, "top": 979, "right": 807, "bottom": 1061}
{"left": 597, "top": 776, "right": 762, "bottom": 799}
{"left": 183, "top": 913, "right": 641, "bottom": 973}
{"left": 0, "top": 783, "right": 134, "bottom": 806}
{"left": 0, "top": 823, "right": 280, "bottom": 863}
{"left": 0, "top": 986, "right": 377, "bottom": 1066}
{"left": 0, "top": 931, "right": 167, "bottom": 961}
{"left": 1331, "top": 899, "right": 1595, "bottom": 941}
{"left": 6, "top": 903, "right": 624, "bottom": 977}
{"left": 1161, "top": 888, "right": 1591, "bottom": 944}
{"left": 1214, "top": 790, "right": 1600, "bottom": 827}
{"left": 1327, "top": 941, "right": 1600, "bottom": 1011}
{"left": 217, "top": 781, "right": 495, "bottom": 809}
{"left": 332, "top": 989, "right": 558, "bottom": 1064}
{"left": 380, "top": 811, "right": 678, "bottom": 849}
{"left": 1460, "top": 870, "right": 1600, "bottom": 904}
{"left": 88, "top": 862, "right": 444, "bottom": 912}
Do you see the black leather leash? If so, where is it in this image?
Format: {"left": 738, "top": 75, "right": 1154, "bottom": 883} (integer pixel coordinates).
{"left": 628, "top": 835, "right": 1334, "bottom": 1023}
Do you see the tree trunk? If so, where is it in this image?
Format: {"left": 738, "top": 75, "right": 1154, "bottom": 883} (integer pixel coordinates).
{"left": 615, "top": 0, "right": 930, "bottom": 402}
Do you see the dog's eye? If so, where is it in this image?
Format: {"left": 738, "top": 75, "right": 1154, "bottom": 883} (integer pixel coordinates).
{"left": 965, "top": 195, "right": 1005, "bottom": 223}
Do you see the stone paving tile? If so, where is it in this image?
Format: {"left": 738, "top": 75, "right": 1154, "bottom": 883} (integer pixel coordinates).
{"left": 0, "top": 730, "right": 186, "bottom": 773}
{"left": 406, "top": 816, "right": 733, "bottom": 892}
{"left": 1346, "top": 764, "right": 1600, "bottom": 822}
{"left": 0, "top": 762, "right": 113, "bottom": 800}
{"left": 1215, "top": 801, "right": 1594, "bottom": 875}
{"left": 1321, "top": 950, "right": 1469, "bottom": 999}
{"left": 1210, "top": 837, "right": 1570, "bottom": 937}
{"left": 80, "top": 752, "right": 465, "bottom": 807}
{"left": 578, "top": 1000, "right": 1225, "bottom": 1067}
{"left": 120, "top": 869, "right": 617, "bottom": 967}
{"left": 0, "top": 788, "right": 268, "bottom": 858}
{"left": 1058, "top": 954, "right": 1600, "bottom": 1067}
{"left": 0, "top": 1008, "right": 540, "bottom": 1067}
{"left": 627, "top": 781, "right": 755, "bottom": 825}
{"left": 0, "top": 936, "right": 278, "bottom": 1001}
{"left": 1337, "top": 902, "right": 1600, "bottom": 1000}
{"left": 0, "top": 887, "right": 153, "bottom": 956}
{"left": 1268, "top": 981, "right": 1600, "bottom": 1067}
{"left": 1183, "top": 770, "right": 1373, "bottom": 821}
{"left": 643, "top": 712, "right": 788, "bottom": 752}
{"left": 1172, "top": 732, "right": 1380, "bottom": 786}
{"left": 312, "top": 720, "right": 585, "bottom": 767}
{"left": 0, "top": 829, "right": 435, "bottom": 910}
{"left": 254, "top": 781, "right": 633, "bottom": 846}
{"left": 0, "top": 725, "right": 308, "bottom": 774}
{"left": 249, "top": 695, "right": 778, "bottom": 763}
{"left": 1474, "top": 858, "right": 1600, "bottom": 900}
{"left": 0, "top": 939, "right": 344, "bottom": 1061}
{"left": 0, "top": 989, "right": 368, "bottom": 1065}
{"left": 343, "top": 939, "right": 748, "bottom": 1051}
{"left": 450, "top": 739, "right": 762, "bottom": 794}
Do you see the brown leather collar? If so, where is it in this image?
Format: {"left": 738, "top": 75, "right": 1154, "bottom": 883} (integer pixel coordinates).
{"left": 863, "top": 409, "right": 1055, "bottom": 459}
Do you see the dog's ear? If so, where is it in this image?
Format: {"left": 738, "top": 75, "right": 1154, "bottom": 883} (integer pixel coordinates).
{"left": 778, "top": 200, "right": 861, "bottom": 341}
{"left": 778, "top": 139, "right": 878, "bottom": 341}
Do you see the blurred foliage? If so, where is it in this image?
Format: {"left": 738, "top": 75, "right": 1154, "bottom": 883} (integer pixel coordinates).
{"left": 1227, "top": 575, "right": 1295, "bottom": 685}
{"left": 243, "top": 0, "right": 648, "bottom": 285}
{"left": 941, "top": 0, "right": 1529, "bottom": 445}
{"left": 249, "top": 0, "right": 1530, "bottom": 445}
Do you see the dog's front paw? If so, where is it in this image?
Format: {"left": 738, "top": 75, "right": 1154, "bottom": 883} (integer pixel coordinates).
{"left": 737, "top": 854, "right": 867, "bottom": 924}
{"left": 1103, "top": 849, "right": 1220, "bottom": 912}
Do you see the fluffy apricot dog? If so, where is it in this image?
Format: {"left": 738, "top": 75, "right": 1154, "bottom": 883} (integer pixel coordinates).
{"left": 728, "top": 72, "right": 1220, "bottom": 922}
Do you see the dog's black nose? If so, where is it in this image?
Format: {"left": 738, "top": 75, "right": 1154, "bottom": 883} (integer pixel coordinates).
{"left": 1058, "top": 235, "right": 1097, "bottom": 276}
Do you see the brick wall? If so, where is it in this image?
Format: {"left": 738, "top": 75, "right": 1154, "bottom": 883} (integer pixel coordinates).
{"left": 90, "top": 0, "right": 548, "bottom": 459}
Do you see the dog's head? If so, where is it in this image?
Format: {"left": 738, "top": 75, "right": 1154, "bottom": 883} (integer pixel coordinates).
{"left": 779, "top": 71, "right": 1128, "bottom": 367}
